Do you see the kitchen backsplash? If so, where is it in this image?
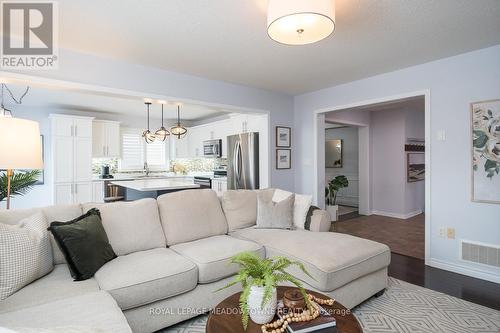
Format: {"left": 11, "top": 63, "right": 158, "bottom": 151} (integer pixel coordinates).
{"left": 92, "top": 157, "right": 227, "bottom": 174}
{"left": 92, "top": 158, "right": 118, "bottom": 174}
{"left": 172, "top": 158, "right": 227, "bottom": 172}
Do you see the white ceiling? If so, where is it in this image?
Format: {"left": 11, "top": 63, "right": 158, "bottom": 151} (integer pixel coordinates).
{"left": 2, "top": 83, "right": 229, "bottom": 121}
{"left": 57, "top": 0, "right": 500, "bottom": 94}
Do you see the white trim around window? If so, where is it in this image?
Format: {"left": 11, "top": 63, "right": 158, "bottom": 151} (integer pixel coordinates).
{"left": 118, "top": 127, "right": 169, "bottom": 171}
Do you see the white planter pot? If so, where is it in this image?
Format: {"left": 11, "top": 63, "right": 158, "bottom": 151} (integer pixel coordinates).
{"left": 247, "top": 285, "right": 277, "bottom": 325}
{"left": 326, "top": 205, "right": 338, "bottom": 222}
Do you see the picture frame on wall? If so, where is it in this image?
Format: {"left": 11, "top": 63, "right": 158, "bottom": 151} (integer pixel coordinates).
{"left": 407, "top": 152, "right": 425, "bottom": 183}
{"left": 276, "top": 126, "right": 291, "bottom": 147}
{"left": 325, "top": 139, "right": 343, "bottom": 168}
{"left": 471, "top": 99, "right": 500, "bottom": 204}
{"left": 276, "top": 149, "right": 291, "bottom": 169}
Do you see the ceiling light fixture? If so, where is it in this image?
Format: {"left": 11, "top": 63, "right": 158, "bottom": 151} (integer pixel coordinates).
{"left": 170, "top": 104, "right": 187, "bottom": 139}
{"left": 267, "top": 0, "right": 335, "bottom": 45}
{"left": 142, "top": 101, "right": 156, "bottom": 143}
{"left": 155, "top": 101, "right": 170, "bottom": 141}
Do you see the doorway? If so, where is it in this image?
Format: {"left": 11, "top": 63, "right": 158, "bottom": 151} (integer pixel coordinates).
{"left": 315, "top": 91, "right": 430, "bottom": 261}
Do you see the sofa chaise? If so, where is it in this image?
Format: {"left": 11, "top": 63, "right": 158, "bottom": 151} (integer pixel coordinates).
{"left": 0, "top": 189, "right": 390, "bottom": 333}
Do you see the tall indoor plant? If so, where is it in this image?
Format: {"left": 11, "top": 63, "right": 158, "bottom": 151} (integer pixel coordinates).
{"left": 325, "top": 175, "right": 349, "bottom": 221}
{"left": 217, "top": 252, "right": 314, "bottom": 329}
{"left": 0, "top": 170, "right": 41, "bottom": 205}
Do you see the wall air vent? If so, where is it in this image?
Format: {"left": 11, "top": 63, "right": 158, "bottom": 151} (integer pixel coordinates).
{"left": 461, "top": 240, "right": 500, "bottom": 268}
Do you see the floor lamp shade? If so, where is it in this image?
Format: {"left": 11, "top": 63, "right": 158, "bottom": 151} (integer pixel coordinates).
{"left": 0, "top": 118, "right": 43, "bottom": 169}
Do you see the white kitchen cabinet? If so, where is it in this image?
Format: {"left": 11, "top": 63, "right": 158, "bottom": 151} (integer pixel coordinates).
{"left": 53, "top": 182, "right": 92, "bottom": 204}
{"left": 54, "top": 183, "right": 73, "bottom": 205}
{"left": 211, "top": 179, "right": 227, "bottom": 196}
{"left": 74, "top": 137, "right": 93, "bottom": 182}
{"left": 173, "top": 137, "right": 189, "bottom": 158}
{"left": 53, "top": 137, "right": 74, "bottom": 183}
{"left": 187, "top": 126, "right": 204, "bottom": 158}
{"left": 92, "top": 120, "right": 120, "bottom": 158}
{"left": 50, "top": 114, "right": 94, "bottom": 205}
{"left": 187, "top": 119, "right": 232, "bottom": 158}
{"left": 74, "top": 182, "right": 92, "bottom": 204}
{"left": 92, "top": 181, "right": 104, "bottom": 203}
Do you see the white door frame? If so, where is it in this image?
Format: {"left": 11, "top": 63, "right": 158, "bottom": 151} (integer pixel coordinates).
{"left": 313, "top": 90, "right": 431, "bottom": 264}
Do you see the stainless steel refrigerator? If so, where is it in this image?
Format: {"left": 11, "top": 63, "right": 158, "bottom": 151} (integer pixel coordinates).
{"left": 227, "top": 132, "right": 259, "bottom": 190}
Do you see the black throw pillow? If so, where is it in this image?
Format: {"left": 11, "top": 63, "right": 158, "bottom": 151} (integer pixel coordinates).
{"left": 48, "top": 208, "right": 116, "bottom": 281}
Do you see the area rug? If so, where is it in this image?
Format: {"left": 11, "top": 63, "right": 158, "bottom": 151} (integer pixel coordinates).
{"left": 159, "top": 277, "right": 500, "bottom": 333}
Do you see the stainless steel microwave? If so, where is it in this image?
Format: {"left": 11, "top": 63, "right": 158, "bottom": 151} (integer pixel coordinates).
{"left": 203, "top": 139, "right": 222, "bottom": 157}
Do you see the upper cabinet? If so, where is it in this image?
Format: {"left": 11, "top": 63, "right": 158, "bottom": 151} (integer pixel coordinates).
{"left": 169, "top": 114, "right": 267, "bottom": 159}
{"left": 92, "top": 120, "right": 120, "bottom": 158}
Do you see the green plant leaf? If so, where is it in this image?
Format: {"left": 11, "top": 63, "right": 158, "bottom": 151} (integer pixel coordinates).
{"left": 0, "top": 170, "right": 41, "bottom": 202}
{"left": 485, "top": 159, "right": 498, "bottom": 171}
{"left": 215, "top": 251, "right": 316, "bottom": 329}
{"left": 474, "top": 134, "right": 488, "bottom": 149}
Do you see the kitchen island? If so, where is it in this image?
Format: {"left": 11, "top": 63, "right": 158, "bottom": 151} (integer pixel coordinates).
{"left": 111, "top": 179, "right": 200, "bottom": 200}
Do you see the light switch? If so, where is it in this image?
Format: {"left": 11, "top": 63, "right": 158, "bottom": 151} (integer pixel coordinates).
{"left": 437, "top": 130, "right": 446, "bottom": 141}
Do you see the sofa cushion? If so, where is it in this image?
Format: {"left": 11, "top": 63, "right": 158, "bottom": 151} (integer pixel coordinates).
{"left": 273, "top": 189, "right": 313, "bottom": 230}
{"left": 157, "top": 189, "right": 228, "bottom": 246}
{"left": 48, "top": 209, "right": 117, "bottom": 281}
{"left": 0, "top": 204, "right": 83, "bottom": 265}
{"left": 83, "top": 199, "right": 166, "bottom": 256}
{"left": 230, "top": 228, "right": 390, "bottom": 292}
{"left": 0, "top": 291, "right": 131, "bottom": 333}
{"left": 0, "top": 264, "right": 99, "bottom": 314}
{"left": 221, "top": 190, "right": 258, "bottom": 232}
{"left": 256, "top": 191, "right": 295, "bottom": 229}
{"left": 171, "top": 235, "right": 265, "bottom": 283}
{"left": 94, "top": 248, "right": 197, "bottom": 310}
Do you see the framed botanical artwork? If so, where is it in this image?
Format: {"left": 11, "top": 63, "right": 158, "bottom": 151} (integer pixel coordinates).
{"left": 471, "top": 99, "right": 500, "bottom": 204}
{"left": 276, "top": 126, "right": 291, "bottom": 147}
{"left": 276, "top": 149, "right": 291, "bottom": 169}
{"left": 407, "top": 152, "right": 425, "bottom": 183}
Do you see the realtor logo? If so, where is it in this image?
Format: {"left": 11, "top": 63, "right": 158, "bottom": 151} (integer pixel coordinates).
{"left": 1, "top": 1, "right": 58, "bottom": 69}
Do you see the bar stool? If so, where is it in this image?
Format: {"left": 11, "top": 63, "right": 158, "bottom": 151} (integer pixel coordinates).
{"left": 104, "top": 184, "right": 125, "bottom": 203}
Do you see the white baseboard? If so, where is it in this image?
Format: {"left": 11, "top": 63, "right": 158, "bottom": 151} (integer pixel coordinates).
{"left": 370, "top": 209, "right": 422, "bottom": 219}
{"left": 427, "top": 258, "right": 500, "bottom": 284}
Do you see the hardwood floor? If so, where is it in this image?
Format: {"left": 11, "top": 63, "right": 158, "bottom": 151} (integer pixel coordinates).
{"left": 389, "top": 253, "right": 500, "bottom": 311}
{"left": 333, "top": 214, "right": 425, "bottom": 259}
{"left": 331, "top": 215, "right": 500, "bottom": 311}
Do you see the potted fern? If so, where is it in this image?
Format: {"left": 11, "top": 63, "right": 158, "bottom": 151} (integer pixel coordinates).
{"left": 217, "top": 251, "right": 314, "bottom": 329}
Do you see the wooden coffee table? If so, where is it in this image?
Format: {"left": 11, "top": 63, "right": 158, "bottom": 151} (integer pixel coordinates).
{"left": 206, "top": 286, "right": 362, "bottom": 333}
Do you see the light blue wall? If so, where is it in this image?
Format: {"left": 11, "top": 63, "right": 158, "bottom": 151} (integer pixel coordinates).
{"left": 294, "top": 45, "right": 500, "bottom": 281}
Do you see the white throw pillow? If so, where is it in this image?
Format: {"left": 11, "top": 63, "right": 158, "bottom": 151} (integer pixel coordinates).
{"left": 0, "top": 212, "right": 53, "bottom": 300}
{"left": 273, "top": 189, "right": 313, "bottom": 230}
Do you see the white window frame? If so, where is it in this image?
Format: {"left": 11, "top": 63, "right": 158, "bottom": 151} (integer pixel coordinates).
{"left": 118, "top": 128, "right": 169, "bottom": 171}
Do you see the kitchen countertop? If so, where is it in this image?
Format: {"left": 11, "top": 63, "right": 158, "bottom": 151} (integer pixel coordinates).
{"left": 110, "top": 179, "right": 200, "bottom": 191}
{"left": 93, "top": 171, "right": 215, "bottom": 181}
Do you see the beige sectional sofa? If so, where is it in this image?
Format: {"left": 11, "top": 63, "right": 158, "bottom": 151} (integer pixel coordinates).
{"left": 0, "top": 189, "right": 390, "bottom": 333}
